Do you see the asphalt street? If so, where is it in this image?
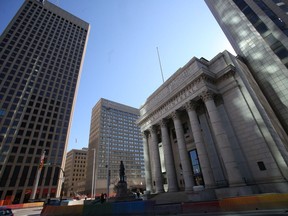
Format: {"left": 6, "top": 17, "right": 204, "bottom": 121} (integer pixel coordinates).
{"left": 11, "top": 207, "right": 288, "bottom": 216}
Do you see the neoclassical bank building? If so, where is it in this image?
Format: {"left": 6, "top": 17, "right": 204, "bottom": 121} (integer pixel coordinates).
{"left": 137, "top": 51, "right": 288, "bottom": 200}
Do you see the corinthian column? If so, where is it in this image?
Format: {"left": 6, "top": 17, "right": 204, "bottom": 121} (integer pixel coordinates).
{"left": 142, "top": 131, "right": 152, "bottom": 193}
{"left": 171, "top": 111, "right": 194, "bottom": 192}
{"left": 160, "top": 119, "right": 179, "bottom": 192}
{"left": 149, "top": 126, "right": 165, "bottom": 193}
{"left": 185, "top": 101, "right": 215, "bottom": 188}
{"left": 201, "top": 91, "right": 245, "bottom": 186}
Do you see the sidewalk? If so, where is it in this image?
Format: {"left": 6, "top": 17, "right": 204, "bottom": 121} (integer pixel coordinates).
{"left": 178, "top": 209, "right": 288, "bottom": 216}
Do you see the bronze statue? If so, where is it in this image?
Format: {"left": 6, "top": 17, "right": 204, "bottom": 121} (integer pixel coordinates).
{"left": 119, "top": 161, "right": 125, "bottom": 182}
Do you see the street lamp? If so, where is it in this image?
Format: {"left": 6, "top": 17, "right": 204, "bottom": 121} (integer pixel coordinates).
{"left": 31, "top": 151, "right": 46, "bottom": 200}
{"left": 91, "top": 148, "right": 96, "bottom": 199}
{"left": 58, "top": 166, "right": 65, "bottom": 202}
{"left": 44, "top": 163, "right": 65, "bottom": 201}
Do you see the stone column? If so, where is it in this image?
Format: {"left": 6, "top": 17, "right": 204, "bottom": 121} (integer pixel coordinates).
{"left": 171, "top": 111, "right": 194, "bottom": 192}
{"left": 160, "top": 119, "right": 179, "bottom": 192}
{"left": 150, "top": 126, "right": 165, "bottom": 193}
{"left": 142, "top": 131, "right": 152, "bottom": 193}
{"left": 201, "top": 91, "right": 245, "bottom": 186}
{"left": 186, "top": 101, "right": 215, "bottom": 188}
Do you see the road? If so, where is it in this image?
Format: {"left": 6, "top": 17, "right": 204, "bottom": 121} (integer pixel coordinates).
{"left": 178, "top": 209, "right": 288, "bottom": 216}
{"left": 12, "top": 207, "right": 42, "bottom": 216}
{"left": 11, "top": 207, "right": 288, "bottom": 216}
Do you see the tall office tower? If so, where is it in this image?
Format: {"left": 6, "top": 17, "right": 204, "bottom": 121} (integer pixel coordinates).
{"left": 85, "top": 98, "right": 145, "bottom": 197}
{"left": 0, "top": 0, "right": 89, "bottom": 203}
{"left": 205, "top": 0, "right": 288, "bottom": 139}
{"left": 64, "top": 148, "right": 88, "bottom": 198}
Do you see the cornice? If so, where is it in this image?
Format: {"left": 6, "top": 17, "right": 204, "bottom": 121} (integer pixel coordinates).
{"left": 137, "top": 62, "right": 236, "bottom": 131}
{"left": 216, "top": 65, "right": 236, "bottom": 83}
{"left": 137, "top": 73, "right": 216, "bottom": 130}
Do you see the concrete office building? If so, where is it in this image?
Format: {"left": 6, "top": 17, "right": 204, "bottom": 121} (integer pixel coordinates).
{"left": 64, "top": 148, "right": 88, "bottom": 197}
{"left": 0, "top": 0, "right": 89, "bottom": 203}
{"left": 205, "top": 0, "right": 288, "bottom": 138}
{"left": 137, "top": 50, "right": 288, "bottom": 200}
{"left": 85, "top": 98, "right": 145, "bottom": 197}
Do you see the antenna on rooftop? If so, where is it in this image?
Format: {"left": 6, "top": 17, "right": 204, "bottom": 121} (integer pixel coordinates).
{"left": 156, "top": 47, "right": 165, "bottom": 83}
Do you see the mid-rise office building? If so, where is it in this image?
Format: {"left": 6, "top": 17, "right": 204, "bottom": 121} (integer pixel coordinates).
{"left": 205, "top": 0, "right": 288, "bottom": 138}
{"left": 85, "top": 98, "right": 145, "bottom": 197}
{"left": 64, "top": 148, "right": 88, "bottom": 197}
{"left": 137, "top": 50, "right": 288, "bottom": 200}
{"left": 0, "top": 0, "right": 89, "bottom": 203}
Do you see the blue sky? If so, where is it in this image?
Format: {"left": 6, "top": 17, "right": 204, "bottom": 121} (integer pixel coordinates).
{"left": 0, "top": 0, "right": 235, "bottom": 151}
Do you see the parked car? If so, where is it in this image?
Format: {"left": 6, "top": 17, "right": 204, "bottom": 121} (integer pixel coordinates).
{"left": 45, "top": 198, "right": 61, "bottom": 206}
{"left": 0, "top": 207, "right": 14, "bottom": 216}
{"left": 45, "top": 198, "right": 73, "bottom": 206}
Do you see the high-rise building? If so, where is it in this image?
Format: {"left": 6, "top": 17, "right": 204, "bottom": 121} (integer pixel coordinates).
{"left": 64, "top": 148, "right": 88, "bottom": 198}
{"left": 0, "top": 0, "right": 89, "bottom": 203}
{"left": 204, "top": 0, "right": 288, "bottom": 138}
{"left": 85, "top": 98, "right": 145, "bottom": 197}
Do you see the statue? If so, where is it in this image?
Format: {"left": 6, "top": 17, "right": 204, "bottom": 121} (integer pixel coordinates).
{"left": 119, "top": 160, "right": 125, "bottom": 182}
{"left": 114, "top": 160, "right": 135, "bottom": 201}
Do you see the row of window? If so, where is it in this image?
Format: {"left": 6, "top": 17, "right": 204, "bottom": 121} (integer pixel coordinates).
{"left": 233, "top": 0, "right": 288, "bottom": 68}
{"left": 73, "top": 169, "right": 85, "bottom": 173}
{"left": 101, "top": 135, "right": 142, "bottom": 141}
{"left": 0, "top": 164, "right": 59, "bottom": 188}
{"left": 22, "top": 1, "right": 86, "bottom": 34}
{"left": 1, "top": 22, "right": 85, "bottom": 58}
{"left": 74, "top": 156, "right": 86, "bottom": 160}
{"left": 0, "top": 68, "right": 77, "bottom": 88}
{"left": 272, "top": 0, "right": 288, "bottom": 14}
{"left": 75, "top": 152, "right": 87, "bottom": 156}
{"left": 254, "top": 0, "right": 288, "bottom": 36}
{"left": 71, "top": 177, "right": 84, "bottom": 182}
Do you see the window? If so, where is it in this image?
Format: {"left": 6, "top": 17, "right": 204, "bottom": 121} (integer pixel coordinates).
{"left": 189, "top": 149, "right": 204, "bottom": 186}
{"left": 182, "top": 122, "right": 189, "bottom": 134}
{"left": 257, "top": 161, "right": 266, "bottom": 171}
{"left": 0, "top": 166, "right": 11, "bottom": 187}
{"left": 9, "top": 166, "right": 20, "bottom": 186}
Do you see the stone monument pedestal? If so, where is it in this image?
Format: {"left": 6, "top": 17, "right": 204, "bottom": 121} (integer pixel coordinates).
{"left": 116, "top": 181, "right": 128, "bottom": 198}
{"left": 111, "top": 161, "right": 135, "bottom": 201}
{"left": 112, "top": 180, "right": 136, "bottom": 202}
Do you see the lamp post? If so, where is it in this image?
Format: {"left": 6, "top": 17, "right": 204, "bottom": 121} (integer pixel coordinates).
{"left": 44, "top": 163, "right": 65, "bottom": 201}
{"left": 91, "top": 148, "right": 96, "bottom": 199}
{"left": 58, "top": 166, "right": 65, "bottom": 202}
{"left": 31, "top": 151, "right": 45, "bottom": 200}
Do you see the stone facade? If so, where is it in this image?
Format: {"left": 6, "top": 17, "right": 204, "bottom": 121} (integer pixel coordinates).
{"left": 137, "top": 51, "right": 288, "bottom": 200}
{"left": 64, "top": 148, "right": 88, "bottom": 197}
{"left": 205, "top": 0, "right": 288, "bottom": 136}
{"left": 85, "top": 98, "right": 145, "bottom": 197}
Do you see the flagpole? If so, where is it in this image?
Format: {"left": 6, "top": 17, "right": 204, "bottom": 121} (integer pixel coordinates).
{"left": 156, "top": 47, "right": 165, "bottom": 83}
{"left": 31, "top": 151, "right": 45, "bottom": 200}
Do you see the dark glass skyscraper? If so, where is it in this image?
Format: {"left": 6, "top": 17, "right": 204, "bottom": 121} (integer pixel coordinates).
{"left": 0, "top": 0, "right": 89, "bottom": 203}
{"left": 205, "top": 0, "right": 288, "bottom": 138}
